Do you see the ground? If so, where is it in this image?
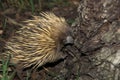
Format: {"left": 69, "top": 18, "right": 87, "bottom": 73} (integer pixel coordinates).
{"left": 0, "top": 0, "right": 120, "bottom": 80}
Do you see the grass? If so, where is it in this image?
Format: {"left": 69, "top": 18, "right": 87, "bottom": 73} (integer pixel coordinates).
{"left": 0, "top": 55, "right": 15, "bottom": 80}
{"left": 29, "top": 0, "right": 35, "bottom": 14}
{"left": 0, "top": 0, "right": 72, "bottom": 14}
{"left": 1, "top": 59, "right": 9, "bottom": 80}
{"left": 0, "top": 0, "right": 3, "bottom": 10}
{"left": 2, "top": 18, "right": 7, "bottom": 31}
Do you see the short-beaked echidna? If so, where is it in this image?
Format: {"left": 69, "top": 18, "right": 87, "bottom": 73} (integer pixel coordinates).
{"left": 4, "top": 12, "right": 73, "bottom": 69}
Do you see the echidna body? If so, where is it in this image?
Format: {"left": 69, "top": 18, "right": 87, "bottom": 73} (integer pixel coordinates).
{"left": 5, "top": 12, "right": 73, "bottom": 68}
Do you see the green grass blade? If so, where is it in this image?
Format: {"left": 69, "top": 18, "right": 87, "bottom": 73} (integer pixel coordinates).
{"left": 29, "top": 0, "right": 35, "bottom": 14}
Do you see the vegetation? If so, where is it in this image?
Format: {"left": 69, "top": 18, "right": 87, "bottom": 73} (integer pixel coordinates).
{"left": 0, "top": 55, "right": 15, "bottom": 80}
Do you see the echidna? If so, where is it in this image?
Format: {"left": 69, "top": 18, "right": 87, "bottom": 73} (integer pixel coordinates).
{"left": 4, "top": 12, "right": 73, "bottom": 69}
